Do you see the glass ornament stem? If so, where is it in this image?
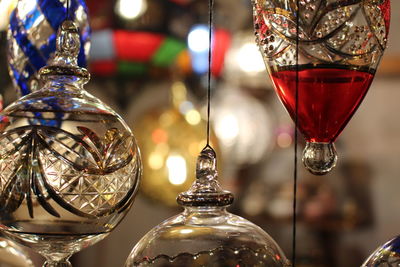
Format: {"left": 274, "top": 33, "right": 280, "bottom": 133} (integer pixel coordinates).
{"left": 43, "top": 258, "right": 72, "bottom": 267}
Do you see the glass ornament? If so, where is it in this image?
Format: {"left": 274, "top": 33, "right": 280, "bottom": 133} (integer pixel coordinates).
{"left": 125, "top": 146, "right": 290, "bottom": 267}
{"left": 7, "top": 0, "right": 90, "bottom": 96}
{"left": 0, "top": 21, "right": 141, "bottom": 267}
{"left": 362, "top": 236, "right": 400, "bottom": 266}
{"left": 133, "top": 81, "right": 219, "bottom": 207}
{"left": 253, "top": 0, "right": 390, "bottom": 175}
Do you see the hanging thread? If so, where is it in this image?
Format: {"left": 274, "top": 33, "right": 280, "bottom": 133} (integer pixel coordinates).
{"left": 206, "top": 0, "right": 214, "bottom": 146}
{"left": 66, "top": 0, "right": 70, "bottom": 20}
{"left": 292, "top": 0, "right": 300, "bottom": 266}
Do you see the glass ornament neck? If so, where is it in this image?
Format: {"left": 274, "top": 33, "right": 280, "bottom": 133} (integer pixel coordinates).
{"left": 38, "top": 20, "right": 90, "bottom": 89}
{"left": 177, "top": 145, "right": 234, "bottom": 207}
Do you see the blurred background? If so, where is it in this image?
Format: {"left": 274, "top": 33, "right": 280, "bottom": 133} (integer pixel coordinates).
{"left": 0, "top": 0, "right": 400, "bottom": 266}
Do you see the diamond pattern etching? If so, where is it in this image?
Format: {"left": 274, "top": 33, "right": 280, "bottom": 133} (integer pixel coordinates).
{"left": 0, "top": 125, "right": 139, "bottom": 218}
{"left": 253, "top": 0, "right": 390, "bottom": 68}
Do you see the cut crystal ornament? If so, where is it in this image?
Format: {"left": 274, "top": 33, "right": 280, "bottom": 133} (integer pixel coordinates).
{"left": 253, "top": 0, "right": 390, "bottom": 175}
{"left": 125, "top": 146, "right": 290, "bottom": 267}
{"left": 362, "top": 236, "right": 400, "bottom": 267}
{"left": 0, "top": 20, "right": 141, "bottom": 267}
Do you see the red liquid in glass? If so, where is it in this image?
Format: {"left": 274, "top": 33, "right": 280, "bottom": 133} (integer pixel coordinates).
{"left": 270, "top": 66, "right": 374, "bottom": 142}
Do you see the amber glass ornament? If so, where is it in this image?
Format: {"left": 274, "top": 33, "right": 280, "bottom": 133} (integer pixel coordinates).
{"left": 135, "top": 81, "right": 219, "bottom": 207}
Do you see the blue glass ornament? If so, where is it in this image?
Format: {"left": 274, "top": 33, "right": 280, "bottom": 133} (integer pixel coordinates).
{"left": 362, "top": 236, "right": 400, "bottom": 266}
{"left": 7, "top": 0, "right": 91, "bottom": 97}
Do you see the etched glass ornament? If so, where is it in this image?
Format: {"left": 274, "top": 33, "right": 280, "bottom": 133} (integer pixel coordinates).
{"left": 125, "top": 146, "right": 290, "bottom": 267}
{"left": 253, "top": 0, "right": 390, "bottom": 175}
{"left": 8, "top": 0, "right": 90, "bottom": 96}
{"left": 0, "top": 21, "right": 141, "bottom": 267}
{"left": 362, "top": 236, "right": 400, "bottom": 267}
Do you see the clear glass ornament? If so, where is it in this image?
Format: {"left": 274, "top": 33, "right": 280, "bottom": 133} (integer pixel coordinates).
{"left": 253, "top": 0, "right": 390, "bottom": 175}
{"left": 125, "top": 146, "right": 290, "bottom": 267}
{"left": 362, "top": 236, "right": 400, "bottom": 267}
{"left": 0, "top": 21, "right": 141, "bottom": 267}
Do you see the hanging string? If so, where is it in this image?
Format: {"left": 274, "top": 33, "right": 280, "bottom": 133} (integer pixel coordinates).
{"left": 66, "top": 0, "right": 70, "bottom": 20}
{"left": 206, "top": 0, "right": 214, "bottom": 146}
{"left": 292, "top": 0, "right": 300, "bottom": 266}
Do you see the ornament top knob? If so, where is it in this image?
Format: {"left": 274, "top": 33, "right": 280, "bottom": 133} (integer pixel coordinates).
{"left": 177, "top": 145, "right": 234, "bottom": 207}
{"left": 196, "top": 145, "right": 217, "bottom": 181}
{"left": 39, "top": 20, "right": 89, "bottom": 82}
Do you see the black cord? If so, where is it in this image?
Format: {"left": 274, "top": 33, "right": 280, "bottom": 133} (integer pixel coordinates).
{"left": 66, "top": 0, "right": 70, "bottom": 20}
{"left": 206, "top": 0, "right": 214, "bottom": 146}
{"left": 292, "top": 1, "right": 300, "bottom": 266}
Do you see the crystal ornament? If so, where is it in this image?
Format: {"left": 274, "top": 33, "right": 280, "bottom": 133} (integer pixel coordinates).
{"left": 362, "top": 236, "right": 400, "bottom": 267}
{"left": 0, "top": 21, "right": 141, "bottom": 267}
{"left": 253, "top": 0, "right": 390, "bottom": 175}
{"left": 125, "top": 146, "right": 290, "bottom": 267}
{"left": 7, "top": 0, "right": 90, "bottom": 97}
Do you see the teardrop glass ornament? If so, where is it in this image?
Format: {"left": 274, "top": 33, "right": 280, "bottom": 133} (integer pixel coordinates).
{"left": 0, "top": 21, "right": 141, "bottom": 267}
{"left": 125, "top": 146, "right": 290, "bottom": 267}
{"left": 252, "top": 0, "right": 390, "bottom": 174}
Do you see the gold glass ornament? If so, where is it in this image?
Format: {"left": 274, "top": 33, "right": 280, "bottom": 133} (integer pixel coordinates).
{"left": 134, "top": 81, "right": 219, "bottom": 206}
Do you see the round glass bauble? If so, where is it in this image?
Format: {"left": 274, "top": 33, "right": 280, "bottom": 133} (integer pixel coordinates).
{"left": 0, "top": 21, "right": 141, "bottom": 265}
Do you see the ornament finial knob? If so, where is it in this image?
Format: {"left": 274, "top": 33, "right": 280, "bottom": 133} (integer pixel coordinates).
{"left": 38, "top": 20, "right": 89, "bottom": 81}
{"left": 54, "top": 20, "right": 81, "bottom": 66}
{"left": 196, "top": 145, "right": 217, "bottom": 181}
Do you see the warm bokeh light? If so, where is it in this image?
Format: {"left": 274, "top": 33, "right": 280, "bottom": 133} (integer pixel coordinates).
{"left": 214, "top": 113, "right": 239, "bottom": 145}
{"left": 115, "top": 0, "right": 147, "bottom": 20}
{"left": 0, "top": 0, "right": 16, "bottom": 30}
{"left": 185, "top": 109, "right": 201, "bottom": 125}
{"left": 277, "top": 132, "right": 292, "bottom": 148}
{"left": 236, "top": 43, "right": 265, "bottom": 73}
{"left": 167, "top": 154, "right": 187, "bottom": 185}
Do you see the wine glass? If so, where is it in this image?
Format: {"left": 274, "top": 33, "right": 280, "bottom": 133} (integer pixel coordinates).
{"left": 0, "top": 21, "right": 141, "bottom": 267}
{"left": 253, "top": 0, "right": 390, "bottom": 175}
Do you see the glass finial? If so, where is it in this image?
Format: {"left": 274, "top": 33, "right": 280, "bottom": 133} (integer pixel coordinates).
{"left": 39, "top": 20, "right": 89, "bottom": 82}
{"left": 177, "top": 145, "right": 233, "bottom": 207}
